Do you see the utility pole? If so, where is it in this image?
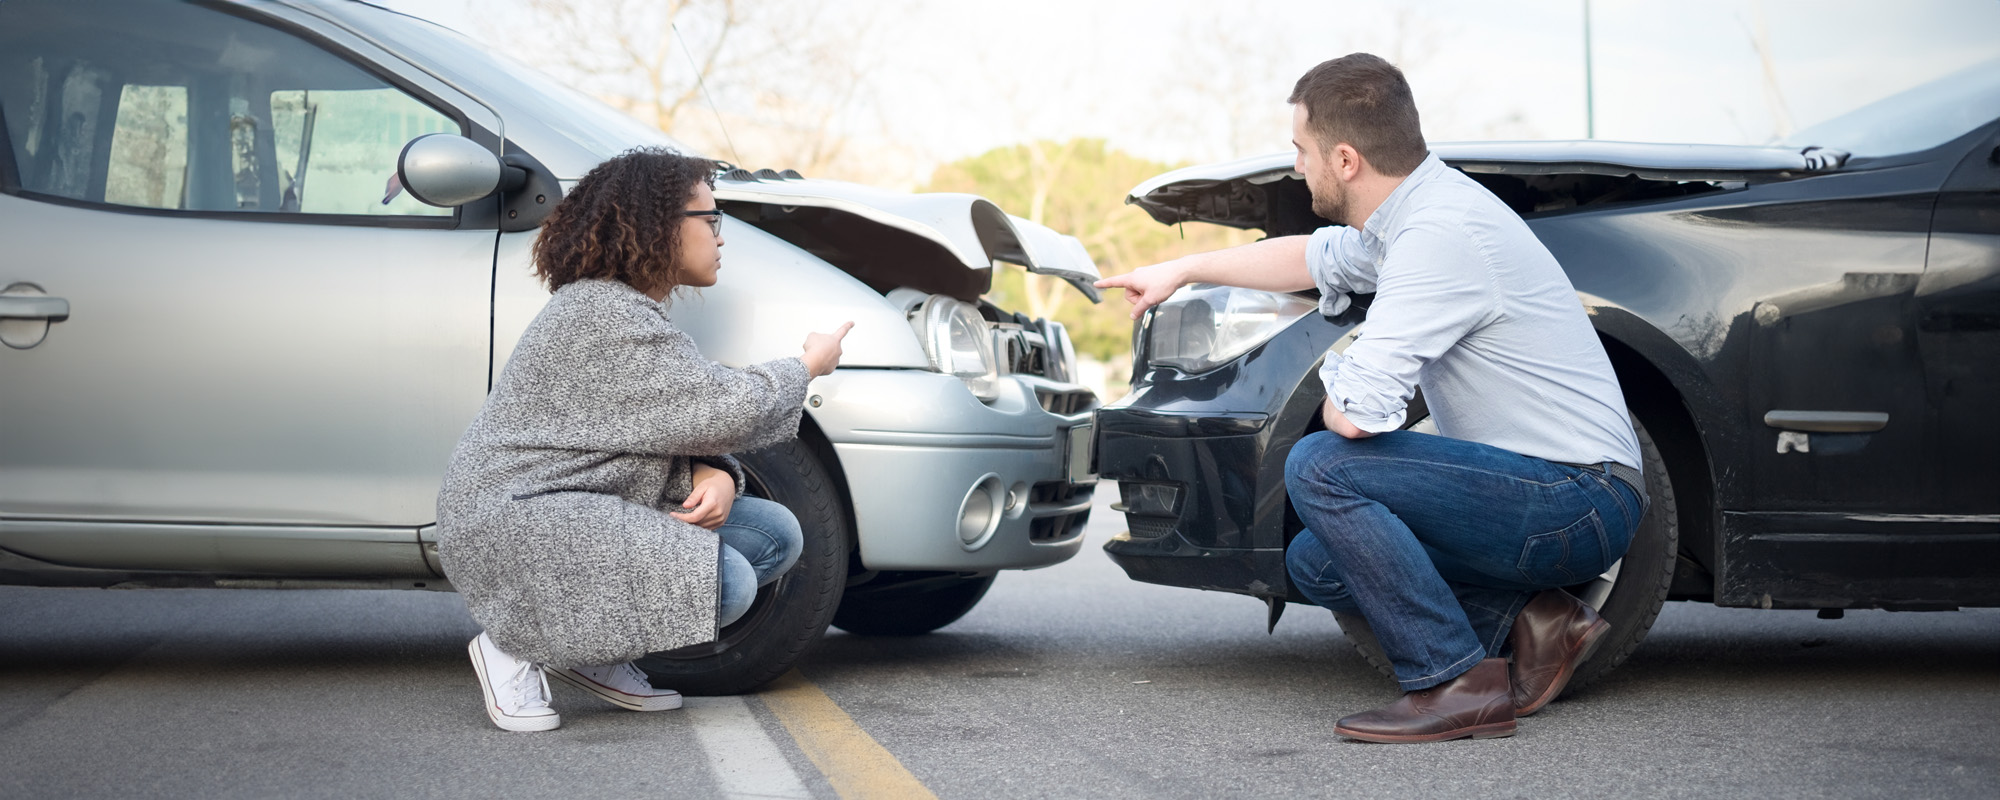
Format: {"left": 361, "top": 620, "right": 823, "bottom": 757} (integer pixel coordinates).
{"left": 1583, "top": 0, "right": 1595, "bottom": 139}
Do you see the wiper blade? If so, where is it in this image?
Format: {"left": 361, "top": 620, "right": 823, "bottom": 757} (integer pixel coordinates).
{"left": 1799, "top": 146, "right": 1849, "bottom": 170}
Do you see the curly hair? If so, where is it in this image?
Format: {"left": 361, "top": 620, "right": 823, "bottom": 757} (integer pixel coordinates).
{"left": 533, "top": 147, "right": 718, "bottom": 296}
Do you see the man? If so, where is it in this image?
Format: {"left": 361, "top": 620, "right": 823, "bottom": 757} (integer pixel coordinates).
{"left": 1095, "top": 53, "right": 1647, "bottom": 743}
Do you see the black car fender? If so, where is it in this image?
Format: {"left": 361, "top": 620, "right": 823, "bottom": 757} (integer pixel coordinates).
{"left": 1581, "top": 303, "right": 1729, "bottom": 579}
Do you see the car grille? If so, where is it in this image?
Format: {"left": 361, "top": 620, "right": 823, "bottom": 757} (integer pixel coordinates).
{"left": 997, "top": 327, "right": 1053, "bottom": 376}
{"left": 1125, "top": 515, "right": 1176, "bottom": 540}
{"left": 1029, "top": 481, "right": 1092, "bottom": 543}
{"left": 1036, "top": 388, "right": 1098, "bottom": 416}
{"left": 1031, "top": 512, "right": 1089, "bottom": 543}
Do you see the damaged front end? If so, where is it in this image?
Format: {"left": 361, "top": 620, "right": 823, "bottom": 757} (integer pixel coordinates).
{"left": 708, "top": 169, "right": 1104, "bottom": 573}
{"left": 1098, "top": 138, "right": 1858, "bottom": 602}
{"left": 715, "top": 169, "right": 1100, "bottom": 396}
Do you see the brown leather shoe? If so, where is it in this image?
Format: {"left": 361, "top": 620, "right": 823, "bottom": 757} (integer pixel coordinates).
{"left": 1334, "top": 658, "right": 1516, "bottom": 743}
{"left": 1507, "top": 589, "right": 1612, "bottom": 717}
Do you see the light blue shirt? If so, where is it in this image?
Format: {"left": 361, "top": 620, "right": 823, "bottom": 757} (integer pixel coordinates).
{"left": 1308, "top": 153, "right": 1643, "bottom": 470}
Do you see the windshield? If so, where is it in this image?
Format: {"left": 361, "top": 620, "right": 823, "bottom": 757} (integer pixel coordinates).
{"left": 329, "top": 2, "right": 690, "bottom": 162}
{"left": 1780, "top": 56, "right": 2000, "bottom": 158}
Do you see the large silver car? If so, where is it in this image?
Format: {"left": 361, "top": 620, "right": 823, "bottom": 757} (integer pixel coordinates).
{"left": 0, "top": 0, "right": 1100, "bottom": 693}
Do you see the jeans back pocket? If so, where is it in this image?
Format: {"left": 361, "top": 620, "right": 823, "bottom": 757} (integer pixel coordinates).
{"left": 1515, "top": 510, "right": 1609, "bottom": 587}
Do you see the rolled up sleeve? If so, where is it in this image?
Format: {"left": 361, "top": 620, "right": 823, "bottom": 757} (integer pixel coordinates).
{"left": 1305, "top": 225, "right": 1376, "bottom": 317}
{"left": 1320, "top": 220, "right": 1495, "bottom": 433}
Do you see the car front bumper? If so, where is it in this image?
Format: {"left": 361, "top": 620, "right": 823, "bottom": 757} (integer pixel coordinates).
{"left": 809, "top": 369, "right": 1097, "bottom": 571}
{"left": 1095, "top": 404, "right": 1293, "bottom": 598}
{"left": 1092, "top": 314, "right": 1345, "bottom": 599}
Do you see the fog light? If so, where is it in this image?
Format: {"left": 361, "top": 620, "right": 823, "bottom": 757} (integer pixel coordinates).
{"left": 1118, "top": 481, "right": 1181, "bottom": 517}
{"left": 1005, "top": 481, "right": 1030, "bottom": 519}
{"left": 957, "top": 474, "right": 1005, "bottom": 549}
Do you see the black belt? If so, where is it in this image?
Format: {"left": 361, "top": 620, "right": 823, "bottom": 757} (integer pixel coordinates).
{"left": 1561, "top": 460, "right": 1645, "bottom": 498}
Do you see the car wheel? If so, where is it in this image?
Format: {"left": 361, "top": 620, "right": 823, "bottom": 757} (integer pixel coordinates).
{"left": 636, "top": 438, "right": 849, "bottom": 695}
{"left": 831, "top": 572, "right": 997, "bottom": 636}
{"left": 1331, "top": 415, "right": 1678, "bottom": 694}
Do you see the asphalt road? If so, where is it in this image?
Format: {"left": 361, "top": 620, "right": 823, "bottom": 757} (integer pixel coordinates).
{"left": 3, "top": 484, "right": 1995, "bottom": 799}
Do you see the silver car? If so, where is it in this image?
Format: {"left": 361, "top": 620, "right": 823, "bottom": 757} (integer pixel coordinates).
{"left": 0, "top": 0, "right": 1100, "bottom": 693}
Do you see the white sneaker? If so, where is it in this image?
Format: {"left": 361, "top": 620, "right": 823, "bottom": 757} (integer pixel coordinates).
{"left": 468, "top": 632, "right": 561, "bottom": 732}
{"left": 547, "top": 661, "right": 684, "bottom": 712}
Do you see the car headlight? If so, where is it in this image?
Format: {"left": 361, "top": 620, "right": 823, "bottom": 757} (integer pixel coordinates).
{"left": 914, "top": 295, "right": 1000, "bottom": 400}
{"left": 1146, "top": 284, "right": 1316, "bottom": 373}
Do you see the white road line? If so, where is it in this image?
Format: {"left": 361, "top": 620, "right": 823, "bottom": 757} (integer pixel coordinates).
{"left": 686, "top": 695, "right": 814, "bottom": 800}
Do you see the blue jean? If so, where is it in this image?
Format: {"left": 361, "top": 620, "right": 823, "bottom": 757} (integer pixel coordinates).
{"left": 716, "top": 496, "right": 804, "bottom": 628}
{"left": 1282, "top": 430, "right": 1644, "bottom": 691}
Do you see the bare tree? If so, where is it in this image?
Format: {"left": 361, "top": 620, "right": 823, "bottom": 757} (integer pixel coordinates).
{"left": 720, "top": 2, "right": 896, "bottom": 177}
{"left": 1163, "top": 2, "right": 1532, "bottom": 154}
{"left": 510, "top": 0, "right": 742, "bottom": 131}
{"left": 1164, "top": 1, "right": 1315, "bottom": 162}
{"left": 1740, "top": 0, "right": 1795, "bottom": 139}
{"left": 486, "top": 0, "right": 894, "bottom": 176}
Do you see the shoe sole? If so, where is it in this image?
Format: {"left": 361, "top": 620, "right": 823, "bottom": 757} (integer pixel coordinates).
{"left": 1515, "top": 617, "right": 1611, "bottom": 718}
{"left": 1335, "top": 720, "right": 1518, "bottom": 743}
{"left": 547, "top": 667, "right": 684, "bottom": 712}
{"left": 468, "top": 638, "right": 562, "bottom": 732}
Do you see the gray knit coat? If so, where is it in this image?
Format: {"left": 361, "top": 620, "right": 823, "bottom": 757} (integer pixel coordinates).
{"left": 436, "top": 278, "right": 812, "bottom": 668}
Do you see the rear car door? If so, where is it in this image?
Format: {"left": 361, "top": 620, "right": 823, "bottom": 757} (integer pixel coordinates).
{"left": 0, "top": 0, "right": 495, "bottom": 577}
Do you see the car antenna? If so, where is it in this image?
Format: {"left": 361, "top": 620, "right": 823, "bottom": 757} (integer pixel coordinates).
{"left": 673, "top": 22, "right": 744, "bottom": 167}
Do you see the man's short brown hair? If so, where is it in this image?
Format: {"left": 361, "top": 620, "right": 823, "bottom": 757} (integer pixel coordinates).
{"left": 1288, "top": 53, "right": 1427, "bottom": 177}
{"left": 532, "top": 147, "right": 717, "bottom": 296}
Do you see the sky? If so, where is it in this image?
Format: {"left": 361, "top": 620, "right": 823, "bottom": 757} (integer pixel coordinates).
{"left": 374, "top": 0, "right": 2000, "bottom": 186}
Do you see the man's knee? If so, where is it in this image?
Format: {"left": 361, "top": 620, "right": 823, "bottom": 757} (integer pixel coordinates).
{"left": 1285, "top": 430, "right": 1361, "bottom": 493}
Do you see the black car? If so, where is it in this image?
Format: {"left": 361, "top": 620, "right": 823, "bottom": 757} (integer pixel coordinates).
{"left": 1093, "top": 57, "right": 2000, "bottom": 688}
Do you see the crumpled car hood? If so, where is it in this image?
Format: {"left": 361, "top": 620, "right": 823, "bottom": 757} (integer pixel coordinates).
{"left": 716, "top": 172, "right": 1101, "bottom": 303}
{"left": 1127, "top": 140, "right": 1851, "bottom": 228}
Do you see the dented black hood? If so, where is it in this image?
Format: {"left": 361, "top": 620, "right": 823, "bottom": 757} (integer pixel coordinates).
{"left": 1126, "top": 141, "right": 1851, "bottom": 231}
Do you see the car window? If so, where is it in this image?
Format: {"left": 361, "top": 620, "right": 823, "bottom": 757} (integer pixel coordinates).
{"left": 104, "top": 85, "right": 192, "bottom": 209}
{"left": 1779, "top": 56, "right": 2000, "bottom": 159}
{"left": 0, "top": 0, "right": 457, "bottom": 218}
{"left": 266, "top": 88, "right": 456, "bottom": 214}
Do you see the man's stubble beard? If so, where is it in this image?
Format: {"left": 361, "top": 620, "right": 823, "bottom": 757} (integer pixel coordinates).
{"left": 1309, "top": 171, "right": 1350, "bottom": 227}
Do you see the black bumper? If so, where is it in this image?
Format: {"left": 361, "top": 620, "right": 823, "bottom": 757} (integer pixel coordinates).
{"left": 1094, "top": 316, "right": 1347, "bottom": 600}
{"left": 1096, "top": 406, "right": 1290, "bottom": 598}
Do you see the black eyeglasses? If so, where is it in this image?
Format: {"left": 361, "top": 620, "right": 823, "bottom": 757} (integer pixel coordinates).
{"left": 683, "top": 209, "right": 723, "bottom": 236}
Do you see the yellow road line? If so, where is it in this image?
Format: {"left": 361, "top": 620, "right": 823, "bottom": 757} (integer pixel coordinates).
{"left": 759, "top": 668, "right": 937, "bottom": 800}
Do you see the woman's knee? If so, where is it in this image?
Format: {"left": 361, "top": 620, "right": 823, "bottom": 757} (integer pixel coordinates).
{"left": 721, "top": 496, "right": 804, "bottom": 581}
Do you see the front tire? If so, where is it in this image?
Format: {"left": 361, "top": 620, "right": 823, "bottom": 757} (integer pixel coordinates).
{"left": 636, "top": 438, "right": 849, "bottom": 695}
{"left": 1332, "top": 416, "right": 1679, "bottom": 693}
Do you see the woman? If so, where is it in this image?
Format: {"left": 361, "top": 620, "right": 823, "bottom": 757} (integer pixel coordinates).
{"left": 436, "top": 147, "right": 850, "bottom": 732}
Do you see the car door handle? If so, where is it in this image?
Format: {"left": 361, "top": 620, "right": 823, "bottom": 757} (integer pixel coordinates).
{"left": 0, "top": 296, "right": 69, "bottom": 322}
{"left": 1763, "top": 410, "right": 1888, "bottom": 433}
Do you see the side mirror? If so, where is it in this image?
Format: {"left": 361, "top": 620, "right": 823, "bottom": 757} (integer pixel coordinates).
{"left": 397, "top": 133, "right": 507, "bottom": 207}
